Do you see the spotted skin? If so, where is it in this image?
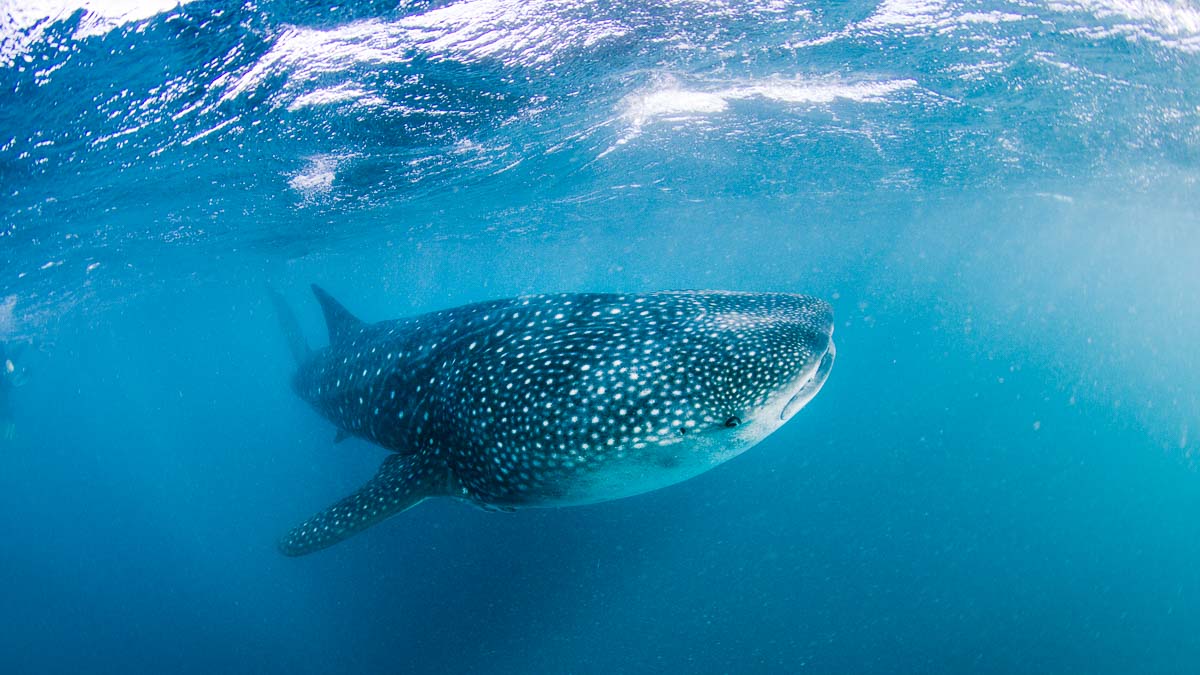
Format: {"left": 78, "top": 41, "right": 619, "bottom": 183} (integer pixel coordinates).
{"left": 278, "top": 454, "right": 441, "bottom": 557}
{"left": 278, "top": 287, "right": 835, "bottom": 556}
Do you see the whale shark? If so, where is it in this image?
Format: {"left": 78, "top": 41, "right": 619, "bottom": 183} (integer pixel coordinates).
{"left": 273, "top": 286, "right": 835, "bottom": 556}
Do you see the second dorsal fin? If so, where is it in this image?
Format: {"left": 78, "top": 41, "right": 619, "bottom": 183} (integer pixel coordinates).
{"left": 311, "top": 284, "right": 364, "bottom": 345}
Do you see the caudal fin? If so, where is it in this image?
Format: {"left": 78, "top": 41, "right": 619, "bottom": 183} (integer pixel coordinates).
{"left": 267, "top": 287, "right": 310, "bottom": 365}
{"left": 278, "top": 454, "right": 441, "bottom": 556}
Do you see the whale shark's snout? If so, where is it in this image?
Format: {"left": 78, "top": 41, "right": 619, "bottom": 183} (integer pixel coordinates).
{"left": 685, "top": 292, "right": 834, "bottom": 447}
{"left": 781, "top": 339, "right": 835, "bottom": 420}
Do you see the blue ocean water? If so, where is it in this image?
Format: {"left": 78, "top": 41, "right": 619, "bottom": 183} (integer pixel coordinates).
{"left": 2, "top": 0, "right": 1199, "bottom": 672}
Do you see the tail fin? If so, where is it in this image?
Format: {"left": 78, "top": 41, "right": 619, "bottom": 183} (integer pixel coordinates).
{"left": 267, "top": 287, "right": 311, "bottom": 365}
{"left": 311, "top": 284, "right": 365, "bottom": 345}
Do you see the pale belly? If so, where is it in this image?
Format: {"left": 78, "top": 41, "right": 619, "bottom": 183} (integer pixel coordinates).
{"left": 460, "top": 433, "right": 761, "bottom": 509}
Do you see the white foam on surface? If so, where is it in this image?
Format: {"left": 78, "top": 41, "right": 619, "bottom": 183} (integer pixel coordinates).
{"left": 791, "top": 0, "right": 1195, "bottom": 53}
{"left": 613, "top": 76, "right": 918, "bottom": 147}
{"left": 860, "top": 0, "right": 949, "bottom": 28}
{"left": 1049, "top": 0, "right": 1200, "bottom": 51}
{"left": 786, "top": 0, "right": 1026, "bottom": 48}
{"left": 288, "top": 154, "right": 352, "bottom": 200}
{"left": 287, "top": 85, "right": 387, "bottom": 112}
{"left": 221, "top": 0, "right": 628, "bottom": 108}
{"left": 1, "top": 0, "right": 194, "bottom": 66}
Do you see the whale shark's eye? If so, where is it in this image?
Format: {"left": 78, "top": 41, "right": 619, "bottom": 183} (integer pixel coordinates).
{"left": 723, "top": 416, "right": 741, "bottom": 428}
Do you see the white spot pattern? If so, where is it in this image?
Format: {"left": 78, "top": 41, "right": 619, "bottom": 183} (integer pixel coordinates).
{"left": 283, "top": 290, "right": 835, "bottom": 554}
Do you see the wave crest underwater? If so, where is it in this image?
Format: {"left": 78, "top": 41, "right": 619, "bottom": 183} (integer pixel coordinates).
{"left": 3, "top": 0, "right": 1198, "bottom": 308}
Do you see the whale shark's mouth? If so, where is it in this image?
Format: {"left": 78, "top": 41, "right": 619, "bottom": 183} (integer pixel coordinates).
{"left": 780, "top": 340, "right": 835, "bottom": 420}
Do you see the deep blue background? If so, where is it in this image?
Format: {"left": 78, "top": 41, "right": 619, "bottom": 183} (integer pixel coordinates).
{"left": 5, "top": 194, "right": 1200, "bottom": 673}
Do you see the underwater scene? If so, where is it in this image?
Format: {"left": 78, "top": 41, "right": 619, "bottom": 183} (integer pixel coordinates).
{"left": 2, "top": 0, "right": 1199, "bottom": 672}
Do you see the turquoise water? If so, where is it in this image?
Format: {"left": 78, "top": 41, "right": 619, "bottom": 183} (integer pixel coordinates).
{"left": 2, "top": 1, "right": 1199, "bottom": 672}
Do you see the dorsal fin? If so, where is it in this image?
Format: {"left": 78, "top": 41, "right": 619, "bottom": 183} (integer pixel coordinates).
{"left": 311, "top": 284, "right": 364, "bottom": 345}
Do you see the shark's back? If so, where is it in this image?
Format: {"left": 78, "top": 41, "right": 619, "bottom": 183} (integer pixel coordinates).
{"left": 294, "top": 294, "right": 529, "bottom": 452}
{"left": 427, "top": 292, "right": 710, "bottom": 506}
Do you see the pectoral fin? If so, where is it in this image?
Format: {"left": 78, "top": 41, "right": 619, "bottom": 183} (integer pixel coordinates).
{"left": 279, "top": 454, "right": 441, "bottom": 557}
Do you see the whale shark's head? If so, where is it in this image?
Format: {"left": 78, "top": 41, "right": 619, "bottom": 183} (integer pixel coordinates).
{"left": 664, "top": 292, "right": 835, "bottom": 460}
{"left": 545, "top": 290, "right": 835, "bottom": 503}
